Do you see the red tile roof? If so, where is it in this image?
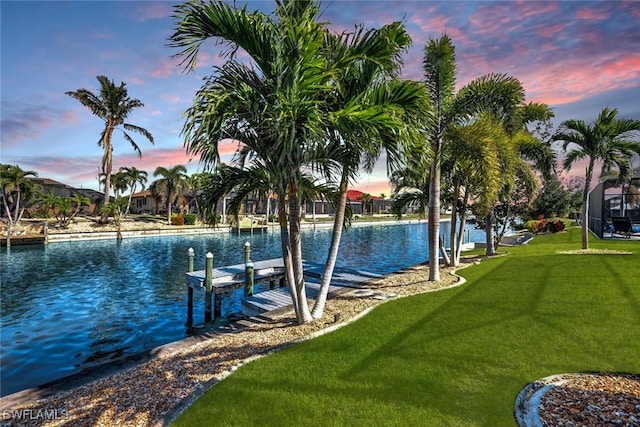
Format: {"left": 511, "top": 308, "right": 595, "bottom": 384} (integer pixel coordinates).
{"left": 346, "top": 190, "right": 382, "bottom": 202}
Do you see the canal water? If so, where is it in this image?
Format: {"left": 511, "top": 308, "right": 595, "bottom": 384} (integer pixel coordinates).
{"left": 0, "top": 221, "right": 485, "bottom": 396}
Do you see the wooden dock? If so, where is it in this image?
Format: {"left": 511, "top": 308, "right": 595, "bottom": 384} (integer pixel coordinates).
{"left": 186, "top": 258, "right": 382, "bottom": 322}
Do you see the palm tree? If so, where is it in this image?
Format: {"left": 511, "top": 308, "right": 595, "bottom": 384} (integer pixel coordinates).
{"left": 110, "top": 171, "right": 129, "bottom": 199}
{"left": 309, "top": 26, "right": 427, "bottom": 319}
{"left": 152, "top": 165, "right": 190, "bottom": 225}
{"left": 184, "top": 173, "right": 203, "bottom": 220}
{"left": 35, "top": 191, "right": 90, "bottom": 228}
{"left": 119, "top": 166, "right": 148, "bottom": 216}
{"left": 390, "top": 147, "right": 432, "bottom": 220}
{"left": 361, "top": 193, "right": 372, "bottom": 216}
{"left": 390, "top": 115, "right": 511, "bottom": 266}
{"left": 0, "top": 164, "right": 38, "bottom": 226}
{"left": 553, "top": 107, "right": 640, "bottom": 249}
{"left": 418, "top": 34, "right": 524, "bottom": 280}
{"left": 441, "top": 116, "right": 506, "bottom": 265}
{"left": 171, "top": 0, "right": 339, "bottom": 323}
{"left": 99, "top": 198, "right": 129, "bottom": 240}
{"left": 482, "top": 102, "right": 555, "bottom": 255}
{"left": 471, "top": 102, "right": 555, "bottom": 256}
{"left": 66, "top": 75, "right": 154, "bottom": 220}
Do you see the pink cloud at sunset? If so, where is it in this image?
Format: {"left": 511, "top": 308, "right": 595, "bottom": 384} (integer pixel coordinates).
{"left": 575, "top": 8, "right": 609, "bottom": 21}
{"left": 514, "top": 1, "right": 559, "bottom": 18}
{"left": 135, "top": 2, "right": 173, "bottom": 22}
{"left": 534, "top": 23, "right": 565, "bottom": 38}
{"left": 151, "top": 59, "right": 176, "bottom": 78}
{"left": 522, "top": 52, "right": 640, "bottom": 106}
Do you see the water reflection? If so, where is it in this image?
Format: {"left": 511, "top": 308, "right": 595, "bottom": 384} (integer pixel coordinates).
{"left": 0, "top": 221, "right": 482, "bottom": 396}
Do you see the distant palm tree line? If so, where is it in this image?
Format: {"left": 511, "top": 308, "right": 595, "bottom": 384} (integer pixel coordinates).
{"left": 3, "top": 0, "right": 639, "bottom": 323}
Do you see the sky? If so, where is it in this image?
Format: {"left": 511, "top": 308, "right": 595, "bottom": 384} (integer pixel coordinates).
{"left": 1, "top": 0, "right": 639, "bottom": 197}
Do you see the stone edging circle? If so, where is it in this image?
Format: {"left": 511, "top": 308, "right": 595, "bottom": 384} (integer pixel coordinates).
{"left": 514, "top": 373, "right": 640, "bottom": 426}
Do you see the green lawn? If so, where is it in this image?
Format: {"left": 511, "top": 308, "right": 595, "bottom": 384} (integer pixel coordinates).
{"left": 173, "top": 228, "right": 640, "bottom": 426}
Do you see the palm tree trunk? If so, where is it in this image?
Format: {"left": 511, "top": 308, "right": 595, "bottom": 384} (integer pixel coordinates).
{"left": 279, "top": 199, "right": 300, "bottom": 317}
{"left": 448, "top": 180, "right": 460, "bottom": 266}
{"left": 581, "top": 159, "right": 595, "bottom": 250}
{"left": 101, "top": 142, "right": 113, "bottom": 224}
{"left": 2, "top": 195, "right": 14, "bottom": 226}
{"left": 485, "top": 208, "right": 495, "bottom": 256}
{"left": 428, "top": 140, "right": 441, "bottom": 281}
{"left": 288, "top": 192, "right": 312, "bottom": 324}
{"left": 454, "top": 187, "right": 471, "bottom": 266}
{"left": 166, "top": 189, "right": 173, "bottom": 225}
{"left": 454, "top": 216, "right": 467, "bottom": 265}
{"left": 126, "top": 184, "right": 136, "bottom": 216}
{"left": 439, "top": 235, "right": 451, "bottom": 266}
{"left": 103, "top": 171, "right": 111, "bottom": 207}
{"left": 13, "top": 189, "right": 21, "bottom": 224}
{"left": 311, "top": 173, "right": 348, "bottom": 319}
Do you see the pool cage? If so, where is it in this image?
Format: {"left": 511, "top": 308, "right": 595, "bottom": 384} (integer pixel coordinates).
{"left": 588, "top": 167, "right": 640, "bottom": 238}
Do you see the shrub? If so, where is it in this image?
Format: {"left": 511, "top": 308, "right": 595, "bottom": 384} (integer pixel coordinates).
{"left": 184, "top": 213, "right": 196, "bottom": 225}
{"left": 548, "top": 220, "right": 565, "bottom": 233}
{"left": 524, "top": 217, "right": 565, "bottom": 234}
{"left": 171, "top": 214, "right": 185, "bottom": 226}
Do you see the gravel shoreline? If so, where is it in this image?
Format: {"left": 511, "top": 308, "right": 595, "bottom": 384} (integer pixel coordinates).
{"left": 1, "top": 248, "right": 638, "bottom": 426}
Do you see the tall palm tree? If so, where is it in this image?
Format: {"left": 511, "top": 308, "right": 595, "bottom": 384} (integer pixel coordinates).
{"left": 0, "top": 164, "right": 38, "bottom": 226}
{"left": 553, "top": 107, "right": 640, "bottom": 249}
{"left": 476, "top": 102, "right": 555, "bottom": 256}
{"left": 119, "top": 166, "right": 148, "bottom": 216}
{"left": 441, "top": 116, "right": 506, "bottom": 265}
{"left": 152, "top": 165, "right": 190, "bottom": 225}
{"left": 171, "top": 0, "right": 338, "bottom": 323}
{"left": 310, "top": 25, "right": 427, "bottom": 319}
{"left": 419, "top": 34, "right": 524, "bottom": 280}
{"left": 66, "top": 75, "right": 154, "bottom": 220}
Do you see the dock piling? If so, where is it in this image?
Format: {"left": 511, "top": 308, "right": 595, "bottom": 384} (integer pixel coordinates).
{"left": 244, "top": 242, "right": 254, "bottom": 296}
{"left": 186, "top": 248, "right": 195, "bottom": 330}
{"left": 204, "top": 252, "right": 213, "bottom": 323}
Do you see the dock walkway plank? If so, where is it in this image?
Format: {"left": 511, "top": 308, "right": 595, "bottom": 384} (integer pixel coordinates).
{"left": 186, "top": 257, "right": 383, "bottom": 318}
{"left": 241, "top": 267, "right": 381, "bottom": 316}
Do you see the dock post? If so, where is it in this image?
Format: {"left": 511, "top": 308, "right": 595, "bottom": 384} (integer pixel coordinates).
{"left": 214, "top": 294, "right": 221, "bottom": 319}
{"left": 204, "top": 252, "right": 213, "bottom": 323}
{"left": 244, "top": 242, "right": 254, "bottom": 296}
{"left": 186, "top": 248, "right": 195, "bottom": 330}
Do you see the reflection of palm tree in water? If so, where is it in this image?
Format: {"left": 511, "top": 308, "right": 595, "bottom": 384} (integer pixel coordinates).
{"left": 83, "top": 245, "right": 132, "bottom": 366}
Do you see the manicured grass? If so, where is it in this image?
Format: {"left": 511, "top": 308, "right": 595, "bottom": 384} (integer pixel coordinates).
{"left": 173, "top": 228, "right": 639, "bottom": 426}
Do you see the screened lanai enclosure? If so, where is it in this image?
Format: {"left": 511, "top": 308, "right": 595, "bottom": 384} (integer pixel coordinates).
{"left": 588, "top": 167, "right": 640, "bottom": 238}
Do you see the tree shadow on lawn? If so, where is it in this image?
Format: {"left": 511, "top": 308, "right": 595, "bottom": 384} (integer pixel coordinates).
{"left": 331, "top": 256, "right": 640, "bottom": 415}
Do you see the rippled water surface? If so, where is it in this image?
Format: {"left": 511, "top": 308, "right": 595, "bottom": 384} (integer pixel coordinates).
{"left": 0, "top": 221, "right": 483, "bottom": 396}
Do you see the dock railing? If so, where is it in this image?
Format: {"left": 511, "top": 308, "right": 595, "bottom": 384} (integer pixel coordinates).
{"left": 185, "top": 244, "right": 290, "bottom": 330}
